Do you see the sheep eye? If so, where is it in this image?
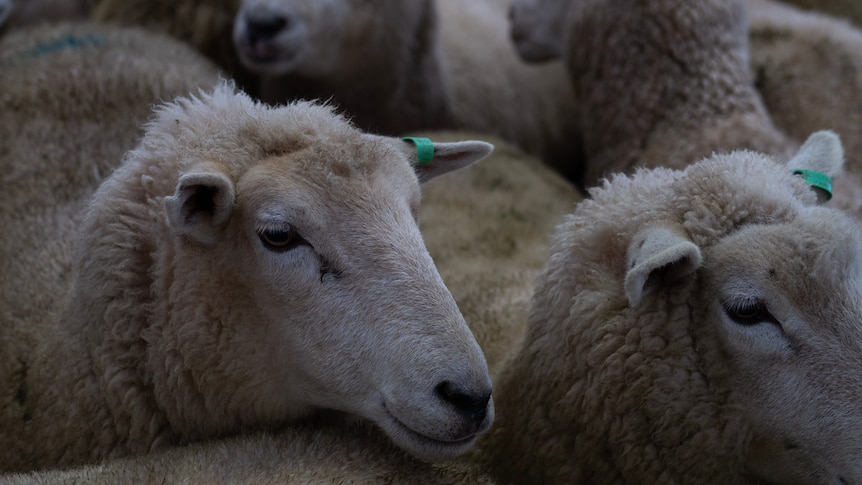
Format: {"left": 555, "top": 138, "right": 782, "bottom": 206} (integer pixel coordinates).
{"left": 258, "top": 225, "right": 304, "bottom": 252}
{"left": 723, "top": 301, "right": 776, "bottom": 326}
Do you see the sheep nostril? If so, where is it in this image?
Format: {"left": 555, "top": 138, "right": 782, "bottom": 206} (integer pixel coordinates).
{"left": 436, "top": 381, "right": 491, "bottom": 422}
{"left": 245, "top": 15, "right": 289, "bottom": 42}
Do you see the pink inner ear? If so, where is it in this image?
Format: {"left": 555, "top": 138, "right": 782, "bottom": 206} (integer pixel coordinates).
{"left": 178, "top": 184, "right": 221, "bottom": 224}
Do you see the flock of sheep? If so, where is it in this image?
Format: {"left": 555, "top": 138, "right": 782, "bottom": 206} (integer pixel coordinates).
{"left": 2, "top": 0, "right": 862, "bottom": 483}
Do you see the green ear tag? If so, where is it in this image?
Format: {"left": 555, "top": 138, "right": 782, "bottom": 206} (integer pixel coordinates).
{"left": 792, "top": 169, "right": 833, "bottom": 200}
{"left": 401, "top": 137, "right": 435, "bottom": 166}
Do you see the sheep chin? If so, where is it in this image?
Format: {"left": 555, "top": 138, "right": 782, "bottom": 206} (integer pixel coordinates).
{"left": 374, "top": 409, "right": 482, "bottom": 463}
{"left": 236, "top": 41, "right": 302, "bottom": 76}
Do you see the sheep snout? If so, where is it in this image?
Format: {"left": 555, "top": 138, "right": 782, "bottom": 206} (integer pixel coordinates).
{"left": 377, "top": 381, "right": 495, "bottom": 462}
{"left": 233, "top": 4, "right": 304, "bottom": 74}
{"left": 507, "top": 0, "right": 566, "bottom": 63}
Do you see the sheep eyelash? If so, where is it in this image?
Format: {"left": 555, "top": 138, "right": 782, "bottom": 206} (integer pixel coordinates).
{"left": 256, "top": 222, "right": 341, "bottom": 280}
{"left": 256, "top": 222, "right": 310, "bottom": 252}
{"left": 719, "top": 298, "right": 780, "bottom": 327}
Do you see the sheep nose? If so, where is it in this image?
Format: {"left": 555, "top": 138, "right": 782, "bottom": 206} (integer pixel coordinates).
{"left": 436, "top": 381, "right": 491, "bottom": 424}
{"left": 245, "top": 15, "right": 289, "bottom": 43}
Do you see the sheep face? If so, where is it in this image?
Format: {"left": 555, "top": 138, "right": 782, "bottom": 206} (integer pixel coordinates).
{"left": 702, "top": 214, "right": 862, "bottom": 484}
{"left": 233, "top": 0, "right": 405, "bottom": 77}
{"left": 131, "top": 87, "right": 495, "bottom": 461}
{"left": 615, "top": 142, "right": 862, "bottom": 483}
{"left": 507, "top": 0, "right": 567, "bottom": 63}
{"left": 484, "top": 133, "right": 862, "bottom": 483}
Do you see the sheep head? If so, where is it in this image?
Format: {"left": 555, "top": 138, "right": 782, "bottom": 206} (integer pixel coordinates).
{"left": 78, "top": 83, "right": 495, "bottom": 462}
{"left": 483, "top": 131, "right": 862, "bottom": 483}
{"left": 232, "top": 0, "right": 427, "bottom": 78}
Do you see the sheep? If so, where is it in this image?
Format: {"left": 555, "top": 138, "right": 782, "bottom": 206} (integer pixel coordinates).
{"left": 4, "top": 418, "right": 495, "bottom": 484}
{"left": 231, "top": 0, "right": 585, "bottom": 182}
{"left": 515, "top": 0, "right": 794, "bottom": 188}
{"left": 0, "top": 0, "right": 94, "bottom": 33}
{"left": 0, "top": 80, "right": 497, "bottom": 472}
{"left": 747, "top": 0, "right": 862, "bottom": 216}
{"left": 471, "top": 130, "right": 862, "bottom": 484}
{"left": 2, "top": 130, "right": 578, "bottom": 483}
{"left": 417, "top": 131, "right": 584, "bottom": 376}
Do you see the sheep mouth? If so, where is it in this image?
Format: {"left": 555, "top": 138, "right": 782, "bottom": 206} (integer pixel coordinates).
{"left": 240, "top": 42, "right": 278, "bottom": 63}
{"left": 379, "top": 404, "right": 479, "bottom": 461}
{"left": 238, "top": 42, "right": 299, "bottom": 69}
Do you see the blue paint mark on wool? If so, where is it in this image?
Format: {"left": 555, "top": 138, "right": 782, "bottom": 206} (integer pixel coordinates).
{"left": 22, "top": 34, "right": 105, "bottom": 58}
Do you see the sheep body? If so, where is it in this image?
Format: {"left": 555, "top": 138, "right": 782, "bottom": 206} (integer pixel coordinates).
{"left": 473, "top": 131, "right": 862, "bottom": 483}
{"left": 0, "top": 76, "right": 495, "bottom": 472}
{"left": 556, "top": 0, "right": 792, "bottom": 186}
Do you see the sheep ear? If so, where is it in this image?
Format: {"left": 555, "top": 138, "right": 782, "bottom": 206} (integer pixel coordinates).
{"left": 400, "top": 137, "right": 494, "bottom": 183}
{"left": 787, "top": 130, "right": 844, "bottom": 175}
{"left": 164, "top": 168, "right": 236, "bottom": 246}
{"left": 625, "top": 225, "right": 702, "bottom": 307}
{"left": 787, "top": 130, "right": 844, "bottom": 203}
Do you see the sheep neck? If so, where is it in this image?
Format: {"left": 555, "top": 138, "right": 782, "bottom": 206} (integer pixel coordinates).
{"left": 6, "top": 161, "right": 177, "bottom": 472}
